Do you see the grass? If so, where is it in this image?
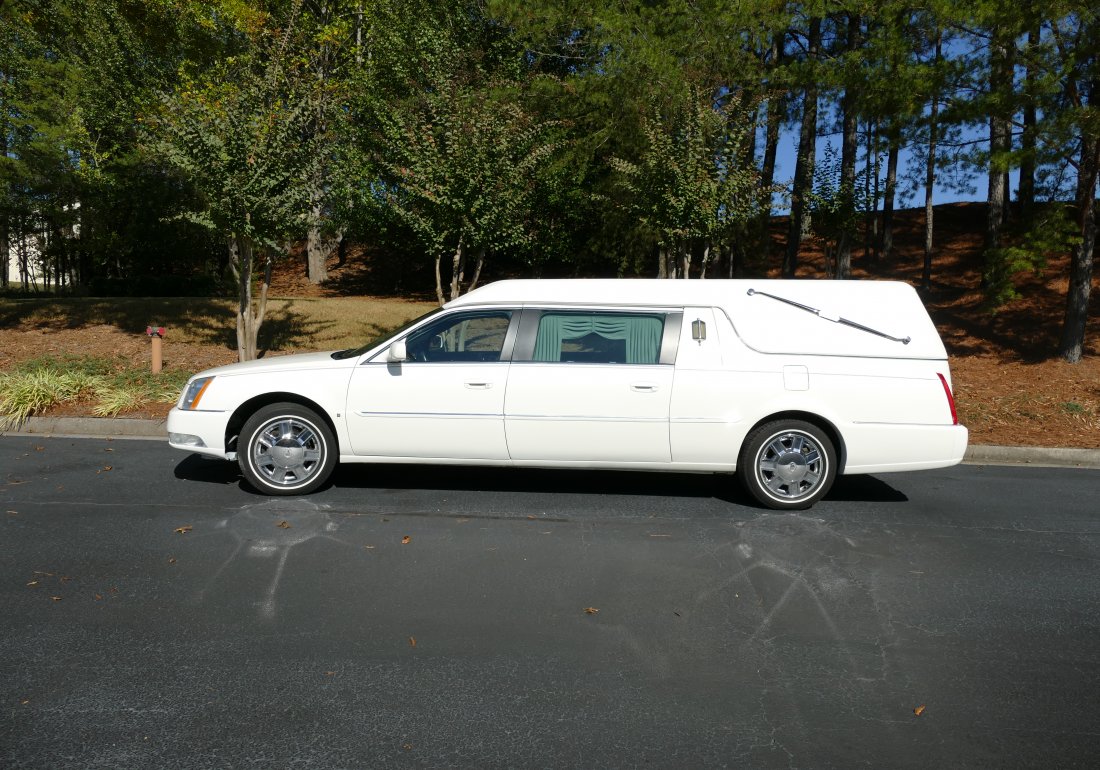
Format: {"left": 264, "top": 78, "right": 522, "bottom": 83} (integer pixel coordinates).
{"left": 0, "top": 295, "right": 437, "bottom": 352}
{"left": 0, "top": 295, "right": 436, "bottom": 425}
{"left": 0, "top": 355, "right": 192, "bottom": 427}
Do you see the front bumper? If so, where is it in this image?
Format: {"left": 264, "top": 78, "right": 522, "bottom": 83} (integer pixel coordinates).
{"left": 166, "top": 407, "right": 231, "bottom": 459}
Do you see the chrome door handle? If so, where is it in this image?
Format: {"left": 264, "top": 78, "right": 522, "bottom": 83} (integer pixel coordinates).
{"left": 465, "top": 382, "right": 493, "bottom": 389}
{"left": 630, "top": 383, "right": 658, "bottom": 392}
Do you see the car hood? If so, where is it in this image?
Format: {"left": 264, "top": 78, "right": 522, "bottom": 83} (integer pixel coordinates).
{"left": 194, "top": 351, "right": 354, "bottom": 379}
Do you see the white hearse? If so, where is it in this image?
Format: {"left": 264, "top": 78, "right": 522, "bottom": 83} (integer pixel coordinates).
{"left": 168, "top": 279, "right": 967, "bottom": 509}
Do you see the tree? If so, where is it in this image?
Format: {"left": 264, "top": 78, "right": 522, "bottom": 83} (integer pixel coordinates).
{"left": 297, "top": 0, "right": 364, "bottom": 285}
{"left": 612, "top": 87, "right": 761, "bottom": 279}
{"left": 378, "top": 76, "right": 561, "bottom": 304}
{"left": 150, "top": 3, "right": 318, "bottom": 360}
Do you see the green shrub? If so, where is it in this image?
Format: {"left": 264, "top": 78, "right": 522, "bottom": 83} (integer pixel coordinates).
{"left": 0, "top": 356, "right": 190, "bottom": 426}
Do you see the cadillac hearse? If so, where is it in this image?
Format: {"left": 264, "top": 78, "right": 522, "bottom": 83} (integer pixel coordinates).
{"left": 168, "top": 279, "right": 968, "bottom": 509}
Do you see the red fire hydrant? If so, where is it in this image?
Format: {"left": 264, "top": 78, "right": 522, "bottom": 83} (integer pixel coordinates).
{"left": 146, "top": 325, "right": 166, "bottom": 374}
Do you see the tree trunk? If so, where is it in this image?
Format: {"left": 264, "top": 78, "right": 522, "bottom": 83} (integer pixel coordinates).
{"left": 1058, "top": 135, "right": 1099, "bottom": 363}
{"left": 836, "top": 12, "right": 861, "bottom": 281}
{"left": 783, "top": 17, "right": 821, "bottom": 278}
{"left": 0, "top": 121, "right": 6, "bottom": 290}
{"left": 228, "top": 223, "right": 272, "bottom": 363}
{"left": 984, "top": 29, "right": 1013, "bottom": 270}
{"left": 231, "top": 233, "right": 255, "bottom": 362}
{"left": 657, "top": 246, "right": 669, "bottom": 278}
{"left": 306, "top": 185, "right": 329, "bottom": 284}
{"left": 865, "top": 117, "right": 877, "bottom": 262}
{"left": 922, "top": 32, "right": 942, "bottom": 292}
{"left": 758, "top": 35, "right": 784, "bottom": 257}
{"left": 449, "top": 235, "right": 465, "bottom": 300}
{"left": 468, "top": 248, "right": 486, "bottom": 292}
{"left": 680, "top": 240, "right": 691, "bottom": 278}
{"left": 700, "top": 242, "right": 711, "bottom": 279}
{"left": 355, "top": 2, "right": 364, "bottom": 65}
{"left": 881, "top": 130, "right": 900, "bottom": 261}
{"left": 434, "top": 252, "right": 445, "bottom": 305}
{"left": 1019, "top": 23, "right": 1040, "bottom": 220}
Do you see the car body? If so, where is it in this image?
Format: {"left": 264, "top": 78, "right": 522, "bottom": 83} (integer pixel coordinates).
{"left": 167, "top": 279, "right": 968, "bottom": 509}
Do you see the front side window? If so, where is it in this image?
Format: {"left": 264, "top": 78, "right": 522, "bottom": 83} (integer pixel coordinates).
{"left": 404, "top": 312, "right": 512, "bottom": 362}
{"left": 533, "top": 312, "right": 665, "bottom": 364}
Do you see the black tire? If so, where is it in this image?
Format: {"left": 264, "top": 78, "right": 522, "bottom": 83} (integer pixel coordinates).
{"left": 238, "top": 403, "right": 337, "bottom": 495}
{"left": 738, "top": 420, "right": 837, "bottom": 510}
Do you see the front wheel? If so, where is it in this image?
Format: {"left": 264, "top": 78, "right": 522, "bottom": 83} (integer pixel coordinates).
{"left": 739, "top": 420, "right": 837, "bottom": 510}
{"left": 238, "top": 403, "right": 337, "bottom": 495}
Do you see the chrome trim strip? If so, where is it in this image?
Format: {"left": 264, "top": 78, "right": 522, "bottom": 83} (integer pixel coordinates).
{"left": 506, "top": 415, "right": 668, "bottom": 423}
{"left": 354, "top": 411, "right": 502, "bottom": 418}
{"left": 851, "top": 420, "right": 948, "bottom": 427}
{"left": 670, "top": 417, "right": 737, "bottom": 423}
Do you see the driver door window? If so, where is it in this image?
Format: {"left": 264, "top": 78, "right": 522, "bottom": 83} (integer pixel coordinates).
{"left": 405, "top": 312, "right": 512, "bottom": 363}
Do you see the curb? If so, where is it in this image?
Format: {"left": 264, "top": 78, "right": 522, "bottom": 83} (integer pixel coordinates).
{"left": 962, "top": 444, "right": 1100, "bottom": 470}
{"left": 1, "top": 416, "right": 167, "bottom": 440}
{"left": 3, "top": 416, "right": 1100, "bottom": 470}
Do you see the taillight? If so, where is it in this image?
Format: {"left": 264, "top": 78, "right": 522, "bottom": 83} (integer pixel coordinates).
{"left": 937, "top": 373, "right": 958, "bottom": 425}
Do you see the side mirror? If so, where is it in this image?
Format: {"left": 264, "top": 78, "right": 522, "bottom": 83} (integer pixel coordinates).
{"left": 387, "top": 339, "right": 408, "bottom": 362}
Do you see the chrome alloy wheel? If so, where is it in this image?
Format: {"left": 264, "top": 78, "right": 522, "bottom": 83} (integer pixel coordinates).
{"left": 248, "top": 415, "right": 327, "bottom": 490}
{"left": 754, "top": 429, "right": 827, "bottom": 503}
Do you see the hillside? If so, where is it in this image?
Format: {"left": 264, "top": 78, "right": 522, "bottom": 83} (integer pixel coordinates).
{"left": 1, "top": 202, "right": 1098, "bottom": 448}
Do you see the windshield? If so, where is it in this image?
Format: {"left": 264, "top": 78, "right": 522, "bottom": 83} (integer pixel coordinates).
{"left": 330, "top": 307, "right": 444, "bottom": 360}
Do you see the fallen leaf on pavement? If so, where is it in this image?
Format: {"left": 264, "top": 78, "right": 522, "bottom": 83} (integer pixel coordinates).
{"left": 95, "top": 594, "right": 103, "bottom": 600}
{"left": 35, "top": 446, "right": 44, "bottom": 451}
{"left": 277, "top": 520, "right": 291, "bottom": 529}
{"left": 168, "top": 558, "right": 177, "bottom": 564}
{"left": 175, "top": 525, "right": 192, "bottom": 534}
{"left": 409, "top": 636, "right": 417, "bottom": 648}
{"left": 363, "top": 545, "right": 375, "bottom": 549}
{"left": 6, "top": 510, "right": 17, "bottom": 516}
{"left": 50, "top": 596, "right": 62, "bottom": 602}
{"left": 26, "top": 581, "right": 38, "bottom": 587}
{"left": 401, "top": 536, "right": 411, "bottom": 544}
{"left": 584, "top": 607, "right": 599, "bottom": 614}
{"left": 21, "top": 698, "right": 30, "bottom": 705}
{"left": 914, "top": 705, "right": 926, "bottom": 717}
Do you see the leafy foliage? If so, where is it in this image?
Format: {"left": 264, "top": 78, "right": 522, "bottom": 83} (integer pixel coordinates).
{"left": 983, "top": 205, "right": 1080, "bottom": 309}
{"left": 1, "top": 0, "right": 1098, "bottom": 358}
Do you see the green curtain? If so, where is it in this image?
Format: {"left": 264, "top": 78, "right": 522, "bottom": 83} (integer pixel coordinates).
{"left": 533, "top": 313, "right": 663, "bottom": 363}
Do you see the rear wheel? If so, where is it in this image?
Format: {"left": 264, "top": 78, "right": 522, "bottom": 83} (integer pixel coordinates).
{"left": 238, "top": 403, "right": 337, "bottom": 495}
{"left": 739, "top": 420, "right": 837, "bottom": 510}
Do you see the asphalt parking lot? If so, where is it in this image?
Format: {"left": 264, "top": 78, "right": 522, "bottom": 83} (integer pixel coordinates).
{"left": 2, "top": 435, "right": 1099, "bottom": 768}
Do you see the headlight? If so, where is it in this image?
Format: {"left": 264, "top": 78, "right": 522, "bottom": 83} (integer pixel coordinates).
{"left": 180, "top": 376, "right": 214, "bottom": 410}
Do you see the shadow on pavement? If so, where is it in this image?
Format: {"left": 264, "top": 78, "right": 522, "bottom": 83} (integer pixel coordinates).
{"left": 827, "top": 474, "right": 909, "bottom": 503}
{"left": 173, "top": 454, "right": 907, "bottom": 507}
